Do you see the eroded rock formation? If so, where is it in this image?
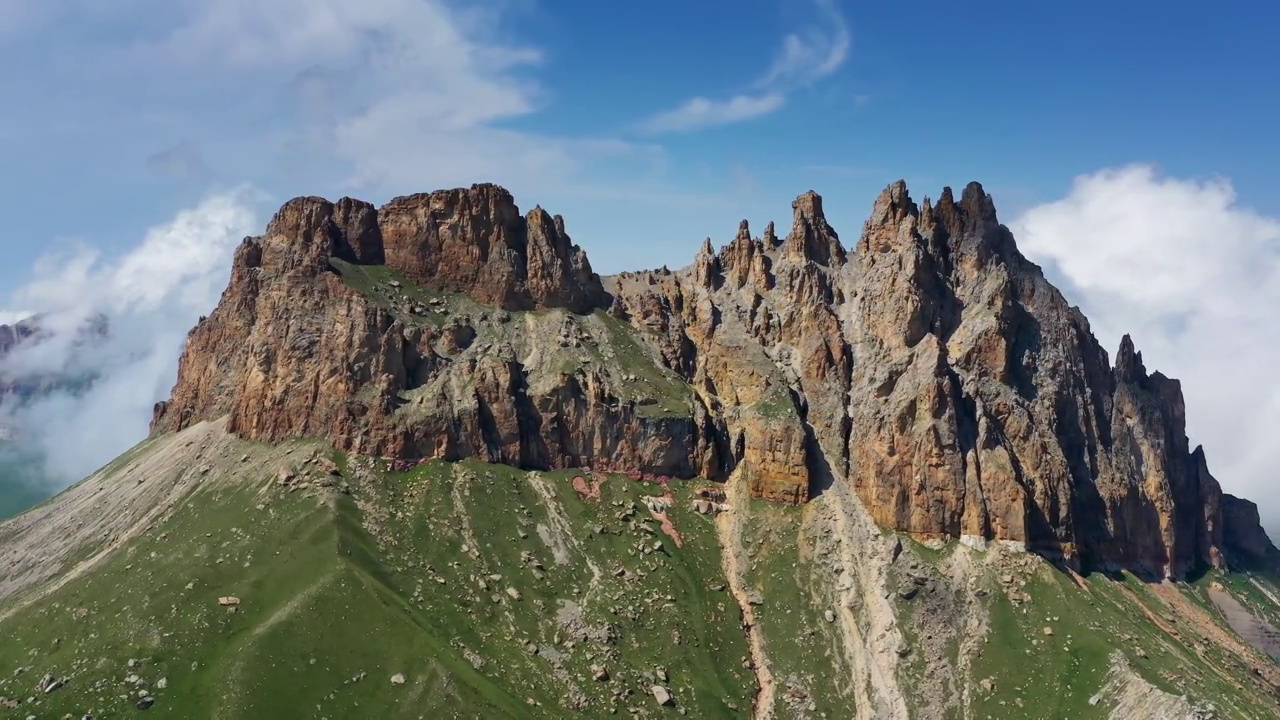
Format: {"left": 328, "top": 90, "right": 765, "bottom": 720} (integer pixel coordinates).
{"left": 152, "top": 181, "right": 1277, "bottom": 578}
{"left": 153, "top": 186, "right": 717, "bottom": 479}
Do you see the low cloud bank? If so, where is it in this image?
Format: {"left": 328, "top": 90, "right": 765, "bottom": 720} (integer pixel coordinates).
{"left": 1012, "top": 164, "right": 1280, "bottom": 537}
{"left": 0, "top": 190, "right": 259, "bottom": 486}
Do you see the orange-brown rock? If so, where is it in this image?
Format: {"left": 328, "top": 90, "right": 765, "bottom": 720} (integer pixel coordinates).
{"left": 151, "top": 180, "right": 1278, "bottom": 580}
{"left": 377, "top": 184, "right": 605, "bottom": 313}
{"left": 152, "top": 187, "right": 713, "bottom": 478}
{"left": 607, "top": 180, "right": 1274, "bottom": 578}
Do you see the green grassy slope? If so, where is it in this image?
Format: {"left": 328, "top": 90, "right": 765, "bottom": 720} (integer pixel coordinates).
{"left": 0, "top": 450, "right": 753, "bottom": 719}
{"left": 3, "top": 429, "right": 1280, "bottom": 719}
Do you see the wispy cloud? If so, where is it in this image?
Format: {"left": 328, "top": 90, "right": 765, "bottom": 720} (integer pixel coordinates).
{"left": 756, "top": 0, "right": 850, "bottom": 88}
{"left": 638, "top": 0, "right": 850, "bottom": 134}
{"left": 1012, "top": 164, "right": 1280, "bottom": 535}
{"left": 640, "top": 94, "right": 785, "bottom": 135}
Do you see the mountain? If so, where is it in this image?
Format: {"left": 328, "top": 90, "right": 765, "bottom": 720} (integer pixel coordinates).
{"left": 2, "top": 182, "right": 1279, "bottom": 719}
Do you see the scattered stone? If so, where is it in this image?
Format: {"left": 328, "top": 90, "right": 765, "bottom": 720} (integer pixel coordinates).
{"left": 824, "top": 609, "right": 836, "bottom": 623}
{"left": 37, "top": 674, "right": 63, "bottom": 694}
{"left": 1042, "top": 626, "right": 1054, "bottom": 636}
{"left": 217, "top": 596, "right": 241, "bottom": 607}
{"left": 651, "top": 685, "right": 674, "bottom": 706}
{"left": 591, "top": 665, "right": 610, "bottom": 682}
{"left": 137, "top": 697, "right": 155, "bottom": 710}
{"left": 506, "top": 587, "right": 523, "bottom": 601}
{"left": 390, "top": 674, "right": 407, "bottom": 686}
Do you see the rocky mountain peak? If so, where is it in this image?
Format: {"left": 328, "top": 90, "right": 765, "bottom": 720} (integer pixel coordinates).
{"left": 933, "top": 181, "right": 1001, "bottom": 242}
{"left": 0, "top": 319, "right": 38, "bottom": 357}
{"left": 871, "top": 179, "right": 917, "bottom": 225}
{"left": 153, "top": 178, "right": 1279, "bottom": 581}
{"left": 1115, "top": 333, "right": 1148, "bottom": 383}
{"left": 762, "top": 220, "right": 778, "bottom": 247}
{"left": 783, "top": 190, "right": 846, "bottom": 266}
{"left": 376, "top": 184, "right": 605, "bottom": 313}
{"left": 254, "top": 184, "right": 606, "bottom": 315}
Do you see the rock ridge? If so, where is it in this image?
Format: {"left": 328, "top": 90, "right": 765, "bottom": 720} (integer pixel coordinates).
{"left": 152, "top": 180, "right": 1278, "bottom": 579}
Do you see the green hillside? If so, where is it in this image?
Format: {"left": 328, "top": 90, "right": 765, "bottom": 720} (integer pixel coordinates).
{"left": 2, "top": 425, "right": 1279, "bottom": 719}
{"left": 0, "top": 434, "right": 753, "bottom": 719}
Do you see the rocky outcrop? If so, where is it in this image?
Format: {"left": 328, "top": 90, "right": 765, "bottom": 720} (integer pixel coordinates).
{"left": 606, "top": 180, "right": 1274, "bottom": 579}
{"left": 378, "top": 184, "right": 606, "bottom": 313}
{"left": 0, "top": 319, "right": 37, "bottom": 357}
{"left": 1222, "top": 495, "right": 1280, "bottom": 569}
{"left": 152, "top": 186, "right": 714, "bottom": 479}
{"left": 152, "top": 180, "right": 1278, "bottom": 579}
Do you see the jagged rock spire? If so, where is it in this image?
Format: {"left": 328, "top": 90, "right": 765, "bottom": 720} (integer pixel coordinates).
{"left": 783, "top": 190, "right": 846, "bottom": 266}
{"left": 763, "top": 221, "right": 778, "bottom": 248}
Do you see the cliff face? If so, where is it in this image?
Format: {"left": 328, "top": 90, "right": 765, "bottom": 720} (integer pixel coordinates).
{"left": 152, "top": 181, "right": 1277, "bottom": 579}
{"left": 152, "top": 187, "right": 718, "bottom": 479}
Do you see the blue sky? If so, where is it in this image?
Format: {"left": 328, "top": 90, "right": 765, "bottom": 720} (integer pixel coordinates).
{"left": 1, "top": 0, "right": 1277, "bottom": 286}
{"left": 2, "top": 0, "right": 1280, "bottom": 528}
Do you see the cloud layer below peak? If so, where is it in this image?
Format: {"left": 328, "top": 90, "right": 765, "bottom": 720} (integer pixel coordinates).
{"left": 0, "top": 190, "right": 260, "bottom": 483}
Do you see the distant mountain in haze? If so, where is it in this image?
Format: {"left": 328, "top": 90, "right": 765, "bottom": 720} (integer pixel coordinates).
{"left": 0, "top": 313, "right": 109, "bottom": 519}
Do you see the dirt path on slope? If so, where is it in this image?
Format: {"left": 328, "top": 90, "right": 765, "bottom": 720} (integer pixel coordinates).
{"left": 717, "top": 469, "right": 776, "bottom": 720}
{"left": 528, "top": 472, "right": 604, "bottom": 604}
{"left": 812, "top": 480, "right": 911, "bottom": 719}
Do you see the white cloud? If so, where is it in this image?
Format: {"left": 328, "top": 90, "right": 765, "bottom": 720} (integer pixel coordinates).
{"left": 638, "top": 0, "right": 850, "bottom": 134}
{"left": 0, "top": 191, "right": 260, "bottom": 483}
{"left": 639, "top": 94, "right": 785, "bottom": 134}
{"left": 757, "top": 0, "right": 850, "bottom": 88}
{"left": 1012, "top": 164, "right": 1280, "bottom": 534}
{"left": 0, "top": 311, "right": 32, "bottom": 326}
{"left": 4, "top": 0, "right": 648, "bottom": 202}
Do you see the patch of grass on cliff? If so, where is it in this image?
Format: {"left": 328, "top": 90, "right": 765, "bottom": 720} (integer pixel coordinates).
{"left": 969, "top": 568, "right": 1116, "bottom": 720}
{"left": 1211, "top": 569, "right": 1280, "bottom": 629}
{"left": 0, "top": 450, "right": 534, "bottom": 719}
{"left": 588, "top": 310, "right": 693, "bottom": 419}
{"left": 748, "top": 385, "right": 798, "bottom": 421}
{"left": 330, "top": 257, "right": 456, "bottom": 327}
